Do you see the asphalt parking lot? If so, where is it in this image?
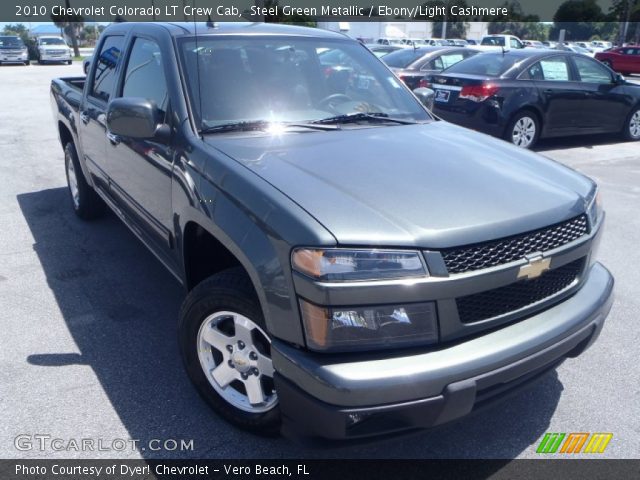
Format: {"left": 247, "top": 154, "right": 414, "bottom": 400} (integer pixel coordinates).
{"left": 0, "top": 63, "right": 638, "bottom": 460}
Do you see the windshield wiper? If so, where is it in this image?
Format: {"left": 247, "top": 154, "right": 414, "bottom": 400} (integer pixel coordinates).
{"left": 200, "top": 120, "right": 338, "bottom": 134}
{"left": 311, "top": 112, "right": 417, "bottom": 125}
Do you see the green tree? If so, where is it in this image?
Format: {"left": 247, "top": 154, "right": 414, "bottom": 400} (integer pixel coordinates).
{"left": 50, "top": 0, "right": 83, "bottom": 57}
{"left": 417, "top": 0, "right": 468, "bottom": 38}
{"left": 550, "top": 0, "right": 605, "bottom": 40}
{"left": 2, "top": 23, "right": 30, "bottom": 43}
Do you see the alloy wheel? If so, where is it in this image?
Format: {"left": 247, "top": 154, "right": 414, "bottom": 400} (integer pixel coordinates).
{"left": 197, "top": 311, "right": 277, "bottom": 413}
{"left": 512, "top": 116, "right": 536, "bottom": 148}
{"left": 629, "top": 111, "right": 640, "bottom": 139}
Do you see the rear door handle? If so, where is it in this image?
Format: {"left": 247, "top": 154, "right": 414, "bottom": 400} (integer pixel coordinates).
{"left": 106, "top": 132, "right": 120, "bottom": 145}
{"left": 79, "top": 111, "right": 90, "bottom": 124}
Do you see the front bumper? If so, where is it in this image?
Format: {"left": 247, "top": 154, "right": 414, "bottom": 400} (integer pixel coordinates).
{"left": 40, "top": 53, "right": 71, "bottom": 62}
{"left": 0, "top": 52, "right": 28, "bottom": 63}
{"left": 273, "top": 262, "right": 613, "bottom": 441}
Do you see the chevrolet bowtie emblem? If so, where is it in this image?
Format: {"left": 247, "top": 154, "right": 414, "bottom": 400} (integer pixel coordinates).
{"left": 518, "top": 256, "right": 551, "bottom": 280}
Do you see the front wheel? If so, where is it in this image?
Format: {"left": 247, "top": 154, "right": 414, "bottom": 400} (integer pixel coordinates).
{"left": 506, "top": 111, "right": 540, "bottom": 149}
{"left": 24, "top": 60, "right": 30, "bottom": 66}
{"left": 67, "top": 60, "right": 72, "bottom": 65}
{"left": 622, "top": 107, "right": 640, "bottom": 141}
{"left": 179, "top": 269, "right": 280, "bottom": 435}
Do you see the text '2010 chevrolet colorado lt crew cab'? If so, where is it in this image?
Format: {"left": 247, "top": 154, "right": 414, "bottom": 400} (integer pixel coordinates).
{"left": 51, "top": 22, "right": 614, "bottom": 442}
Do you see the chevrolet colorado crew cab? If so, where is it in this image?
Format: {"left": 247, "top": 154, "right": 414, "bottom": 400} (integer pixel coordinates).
{"left": 51, "top": 23, "right": 614, "bottom": 441}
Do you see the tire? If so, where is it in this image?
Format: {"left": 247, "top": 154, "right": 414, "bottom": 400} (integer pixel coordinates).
{"left": 622, "top": 106, "right": 640, "bottom": 142}
{"left": 505, "top": 110, "right": 540, "bottom": 149}
{"left": 179, "top": 268, "right": 280, "bottom": 436}
{"left": 37, "top": 59, "right": 43, "bottom": 65}
{"left": 67, "top": 60, "right": 72, "bottom": 65}
{"left": 64, "top": 142, "right": 105, "bottom": 220}
{"left": 24, "top": 60, "right": 30, "bottom": 66}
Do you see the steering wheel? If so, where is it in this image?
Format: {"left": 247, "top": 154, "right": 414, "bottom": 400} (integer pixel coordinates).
{"left": 318, "top": 93, "right": 353, "bottom": 110}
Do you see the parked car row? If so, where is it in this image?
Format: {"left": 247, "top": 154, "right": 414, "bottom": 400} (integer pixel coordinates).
{"left": 357, "top": 42, "right": 640, "bottom": 149}
{"left": 0, "top": 34, "right": 74, "bottom": 66}
{"left": 374, "top": 37, "right": 475, "bottom": 47}
{"left": 422, "top": 49, "right": 640, "bottom": 148}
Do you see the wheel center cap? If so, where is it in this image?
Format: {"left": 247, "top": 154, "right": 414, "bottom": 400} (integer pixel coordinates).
{"left": 231, "top": 352, "right": 251, "bottom": 372}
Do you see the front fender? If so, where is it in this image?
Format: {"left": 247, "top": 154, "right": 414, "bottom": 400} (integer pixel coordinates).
{"left": 172, "top": 147, "right": 336, "bottom": 346}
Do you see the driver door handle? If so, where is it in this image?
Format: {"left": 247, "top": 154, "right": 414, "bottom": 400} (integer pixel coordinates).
{"left": 79, "top": 111, "right": 90, "bottom": 124}
{"left": 106, "top": 132, "right": 120, "bottom": 145}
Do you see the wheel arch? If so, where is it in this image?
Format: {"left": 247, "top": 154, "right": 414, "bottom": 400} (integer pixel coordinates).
{"left": 178, "top": 213, "right": 306, "bottom": 346}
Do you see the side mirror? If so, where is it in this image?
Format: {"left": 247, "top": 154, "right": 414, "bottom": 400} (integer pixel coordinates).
{"left": 413, "top": 87, "right": 435, "bottom": 111}
{"left": 106, "top": 97, "right": 169, "bottom": 142}
{"left": 613, "top": 73, "right": 625, "bottom": 84}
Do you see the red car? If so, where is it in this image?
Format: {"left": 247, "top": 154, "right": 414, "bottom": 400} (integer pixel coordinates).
{"left": 595, "top": 46, "right": 640, "bottom": 75}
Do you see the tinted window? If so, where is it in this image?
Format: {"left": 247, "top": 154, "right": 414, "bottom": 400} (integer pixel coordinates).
{"left": 90, "top": 36, "right": 124, "bottom": 102}
{"left": 574, "top": 56, "right": 611, "bottom": 83}
{"left": 122, "top": 38, "right": 168, "bottom": 114}
{"left": 481, "top": 37, "right": 505, "bottom": 46}
{"left": 382, "top": 48, "right": 428, "bottom": 68}
{"left": 444, "top": 53, "right": 522, "bottom": 76}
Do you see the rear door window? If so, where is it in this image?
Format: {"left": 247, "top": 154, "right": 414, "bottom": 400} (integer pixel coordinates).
{"left": 90, "top": 35, "right": 124, "bottom": 102}
{"left": 121, "top": 38, "right": 169, "bottom": 115}
{"left": 538, "top": 57, "right": 570, "bottom": 81}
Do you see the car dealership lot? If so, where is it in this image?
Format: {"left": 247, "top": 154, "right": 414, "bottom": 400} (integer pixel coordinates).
{"left": 1, "top": 64, "right": 638, "bottom": 459}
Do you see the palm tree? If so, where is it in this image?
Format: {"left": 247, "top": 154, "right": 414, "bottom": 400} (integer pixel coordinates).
{"left": 50, "top": 0, "right": 83, "bottom": 57}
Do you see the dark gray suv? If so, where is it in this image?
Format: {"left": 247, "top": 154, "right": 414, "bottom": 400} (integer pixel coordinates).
{"left": 51, "top": 22, "right": 614, "bottom": 441}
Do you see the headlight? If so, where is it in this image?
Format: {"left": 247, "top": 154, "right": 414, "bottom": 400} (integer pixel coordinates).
{"left": 291, "top": 248, "right": 427, "bottom": 282}
{"left": 586, "top": 186, "right": 603, "bottom": 227}
{"left": 299, "top": 299, "right": 438, "bottom": 351}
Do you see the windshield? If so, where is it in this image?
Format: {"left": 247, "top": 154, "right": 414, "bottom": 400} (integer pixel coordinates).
{"left": 444, "top": 53, "right": 522, "bottom": 76}
{"left": 381, "top": 48, "right": 427, "bottom": 68}
{"left": 178, "top": 36, "right": 431, "bottom": 130}
{"left": 40, "top": 38, "right": 66, "bottom": 46}
{"left": 0, "top": 36, "right": 24, "bottom": 47}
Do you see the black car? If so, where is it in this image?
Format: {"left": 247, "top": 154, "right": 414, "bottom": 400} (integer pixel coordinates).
{"left": 382, "top": 46, "right": 478, "bottom": 89}
{"left": 364, "top": 44, "right": 405, "bottom": 58}
{"left": 424, "top": 49, "right": 640, "bottom": 148}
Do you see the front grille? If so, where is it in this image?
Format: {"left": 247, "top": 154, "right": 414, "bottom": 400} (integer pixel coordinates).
{"left": 441, "top": 215, "right": 588, "bottom": 274}
{"left": 456, "top": 258, "right": 585, "bottom": 323}
{"left": 46, "top": 50, "right": 67, "bottom": 55}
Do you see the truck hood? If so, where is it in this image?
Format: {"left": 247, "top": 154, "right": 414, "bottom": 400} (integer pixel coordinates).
{"left": 204, "top": 121, "right": 593, "bottom": 248}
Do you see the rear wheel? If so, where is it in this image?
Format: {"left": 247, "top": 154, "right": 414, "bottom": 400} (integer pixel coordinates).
{"left": 67, "top": 60, "right": 72, "bottom": 65}
{"left": 506, "top": 111, "right": 540, "bottom": 149}
{"left": 179, "top": 269, "right": 280, "bottom": 435}
{"left": 622, "top": 106, "right": 640, "bottom": 141}
{"left": 24, "top": 60, "right": 30, "bottom": 66}
{"left": 64, "top": 142, "right": 104, "bottom": 220}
